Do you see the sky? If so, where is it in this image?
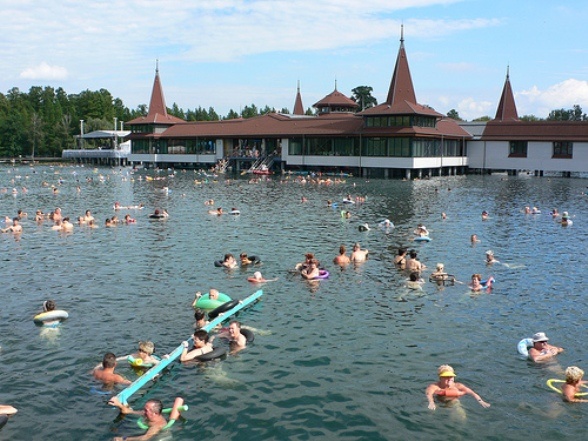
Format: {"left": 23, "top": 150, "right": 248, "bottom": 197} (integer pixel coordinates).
{"left": 1, "top": 0, "right": 587, "bottom": 121}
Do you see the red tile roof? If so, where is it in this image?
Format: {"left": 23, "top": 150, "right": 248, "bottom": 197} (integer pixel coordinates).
{"left": 483, "top": 120, "right": 588, "bottom": 141}
{"left": 293, "top": 82, "right": 304, "bottom": 115}
{"left": 494, "top": 68, "right": 519, "bottom": 121}
{"left": 313, "top": 88, "right": 358, "bottom": 109}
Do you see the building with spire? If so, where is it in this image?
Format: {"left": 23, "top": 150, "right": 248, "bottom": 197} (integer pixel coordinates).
{"left": 126, "top": 30, "right": 587, "bottom": 177}
{"left": 466, "top": 68, "right": 588, "bottom": 176}
{"left": 127, "top": 63, "right": 185, "bottom": 158}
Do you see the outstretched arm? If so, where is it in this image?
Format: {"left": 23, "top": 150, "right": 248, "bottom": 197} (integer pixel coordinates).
{"left": 457, "top": 384, "right": 490, "bottom": 408}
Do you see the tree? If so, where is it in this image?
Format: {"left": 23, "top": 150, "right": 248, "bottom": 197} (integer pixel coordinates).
{"left": 225, "top": 109, "right": 240, "bottom": 120}
{"left": 351, "top": 86, "right": 377, "bottom": 111}
{"left": 472, "top": 116, "right": 491, "bottom": 122}
{"left": 547, "top": 104, "right": 587, "bottom": 121}
{"left": 446, "top": 109, "right": 463, "bottom": 121}
{"left": 520, "top": 114, "right": 542, "bottom": 121}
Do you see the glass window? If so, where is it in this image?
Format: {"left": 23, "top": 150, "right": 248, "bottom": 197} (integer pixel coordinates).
{"left": 553, "top": 141, "right": 573, "bottom": 158}
{"left": 509, "top": 141, "right": 528, "bottom": 158}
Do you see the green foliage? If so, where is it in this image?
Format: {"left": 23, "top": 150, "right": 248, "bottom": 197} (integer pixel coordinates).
{"left": 472, "top": 115, "right": 491, "bottom": 122}
{"left": 519, "top": 114, "right": 543, "bottom": 121}
{"left": 446, "top": 109, "right": 463, "bottom": 121}
{"left": 547, "top": 105, "right": 587, "bottom": 121}
{"left": 351, "top": 86, "right": 377, "bottom": 111}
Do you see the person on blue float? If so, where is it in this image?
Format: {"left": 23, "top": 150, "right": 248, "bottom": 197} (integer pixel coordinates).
{"left": 528, "top": 332, "right": 564, "bottom": 362}
{"left": 109, "top": 396, "right": 185, "bottom": 441}
{"left": 414, "top": 224, "right": 428, "bottom": 237}
{"left": 425, "top": 365, "right": 490, "bottom": 411}
{"left": 561, "top": 366, "right": 588, "bottom": 403}
{"left": 129, "top": 341, "right": 160, "bottom": 367}
{"left": 218, "top": 320, "right": 247, "bottom": 354}
{"left": 180, "top": 330, "right": 213, "bottom": 362}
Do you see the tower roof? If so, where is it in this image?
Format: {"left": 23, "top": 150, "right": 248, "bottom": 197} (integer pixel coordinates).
{"left": 493, "top": 67, "right": 519, "bottom": 121}
{"left": 360, "top": 27, "right": 442, "bottom": 118}
{"left": 385, "top": 25, "right": 416, "bottom": 106}
{"left": 293, "top": 81, "right": 304, "bottom": 115}
{"left": 127, "top": 63, "right": 184, "bottom": 125}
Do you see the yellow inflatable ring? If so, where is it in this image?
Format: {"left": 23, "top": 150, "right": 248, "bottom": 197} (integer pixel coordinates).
{"left": 546, "top": 379, "right": 588, "bottom": 397}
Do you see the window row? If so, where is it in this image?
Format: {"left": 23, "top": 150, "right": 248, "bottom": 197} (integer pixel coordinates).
{"left": 288, "top": 137, "right": 466, "bottom": 157}
{"left": 364, "top": 115, "right": 437, "bottom": 128}
{"left": 508, "top": 141, "right": 574, "bottom": 158}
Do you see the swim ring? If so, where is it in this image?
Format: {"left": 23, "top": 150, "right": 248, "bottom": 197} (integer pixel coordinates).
{"left": 241, "top": 328, "right": 255, "bottom": 343}
{"left": 517, "top": 338, "right": 533, "bottom": 357}
{"left": 313, "top": 269, "right": 330, "bottom": 280}
{"left": 194, "top": 346, "right": 227, "bottom": 362}
{"left": 546, "top": 379, "right": 588, "bottom": 397}
{"left": 208, "top": 299, "right": 240, "bottom": 320}
{"left": 342, "top": 199, "right": 355, "bottom": 204}
{"left": 137, "top": 405, "right": 189, "bottom": 430}
{"left": 214, "top": 260, "right": 224, "bottom": 267}
{"left": 241, "top": 255, "right": 261, "bottom": 266}
{"left": 148, "top": 214, "right": 166, "bottom": 219}
{"left": 33, "top": 310, "right": 69, "bottom": 326}
{"left": 194, "top": 292, "right": 232, "bottom": 310}
{"left": 229, "top": 210, "right": 240, "bottom": 215}
{"left": 414, "top": 236, "right": 431, "bottom": 242}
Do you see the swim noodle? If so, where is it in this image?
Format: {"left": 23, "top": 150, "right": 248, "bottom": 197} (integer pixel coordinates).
{"left": 137, "top": 405, "right": 188, "bottom": 430}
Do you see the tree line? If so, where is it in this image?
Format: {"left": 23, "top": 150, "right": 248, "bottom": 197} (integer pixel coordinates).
{"left": 0, "top": 84, "right": 584, "bottom": 158}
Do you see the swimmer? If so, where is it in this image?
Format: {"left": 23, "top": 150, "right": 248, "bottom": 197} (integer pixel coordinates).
{"left": 217, "top": 320, "right": 247, "bottom": 354}
{"left": 350, "top": 242, "right": 369, "bottom": 263}
{"left": 441, "top": 212, "right": 447, "bottom": 220}
{"left": 193, "top": 308, "right": 209, "bottom": 330}
{"left": 124, "top": 214, "right": 136, "bottom": 224}
{"left": 528, "top": 332, "right": 564, "bottom": 363}
{"left": 92, "top": 352, "right": 131, "bottom": 386}
{"left": 180, "top": 330, "right": 213, "bottom": 362}
{"left": 470, "top": 234, "right": 480, "bottom": 244}
{"left": 561, "top": 366, "right": 588, "bottom": 403}
{"left": 425, "top": 365, "right": 490, "bottom": 410}
{"left": 524, "top": 206, "right": 531, "bottom": 214}
{"left": 301, "top": 259, "right": 320, "bottom": 280}
{"left": 109, "top": 396, "right": 185, "bottom": 441}
{"left": 247, "top": 271, "right": 277, "bottom": 283}
{"left": 430, "top": 263, "right": 449, "bottom": 282}
{"left": 295, "top": 253, "right": 318, "bottom": 272}
{"left": 406, "top": 272, "right": 424, "bottom": 290}
{"left": 481, "top": 210, "right": 489, "bottom": 220}
{"left": 561, "top": 211, "right": 572, "bottom": 226}
{"left": 551, "top": 208, "right": 560, "bottom": 218}
{"left": 414, "top": 224, "right": 429, "bottom": 237}
{"left": 1, "top": 217, "right": 22, "bottom": 234}
{"left": 240, "top": 252, "right": 257, "bottom": 266}
{"left": 485, "top": 250, "right": 499, "bottom": 264}
{"left": 221, "top": 253, "right": 238, "bottom": 269}
{"left": 83, "top": 210, "right": 94, "bottom": 223}
{"left": 406, "top": 249, "right": 425, "bottom": 273}
{"left": 61, "top": 217, "right": 74, "bottom": 231}
{"left": 128, "top": 341, "right": 160, "bottom": 367}
{"left": 469, "top": 274, "right": 493, "bottom": 292}
{"left": 394, "top": 247, "right": 408, "bottom": 270}
{"left": 208, "top": 207, "right": 223, "bottom": 215}
{"left": 333, "top": 245, "right": 351, "bottom": 266}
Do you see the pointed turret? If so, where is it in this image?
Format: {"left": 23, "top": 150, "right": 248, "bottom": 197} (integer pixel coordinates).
{"left": 385, "top": 25, "right": 417, "bottom": 106}
{"left": 313, "top": 80, "right": 359, "bottom": 115}
{"left": 494, "top": 67, "right": 519, "bottom": 121}
{"left": 127, "top": 62, "right": 184, "bottom": 124}
{"left": 293, "top": 81, "right": 304, "bottom": 115}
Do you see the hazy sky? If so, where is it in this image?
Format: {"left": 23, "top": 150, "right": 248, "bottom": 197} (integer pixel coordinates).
{"left": 2, "top": 0, "right": 587, "bottom": 120}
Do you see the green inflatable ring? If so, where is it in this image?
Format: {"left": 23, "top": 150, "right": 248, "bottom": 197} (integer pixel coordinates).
{"left": 194, "top": 292, "right": 231, "bottom": 310}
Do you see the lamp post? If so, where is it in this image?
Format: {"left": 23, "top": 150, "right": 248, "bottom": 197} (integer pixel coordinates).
{"left": 114, "top": 117, "right": 118, "bottom": 149}
{"left": 80, "top": 120, "right": 84, "bottom": 149}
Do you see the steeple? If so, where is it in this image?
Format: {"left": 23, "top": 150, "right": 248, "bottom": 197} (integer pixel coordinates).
{"left": 494, "top": 66, "right": 519, "bottom": 121}
{"left": 385, "top": 25, "right": 417, "bottom": 106}
{"left": 293, "top": 80, "right": 304, "bottom": 115}
{"left": 147, "top": 60, "right": 168, "bottom": 119}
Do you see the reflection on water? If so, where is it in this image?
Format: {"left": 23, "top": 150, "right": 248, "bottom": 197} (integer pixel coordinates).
{"left": 0, "top": 165, "right": 587, "bottom": 440}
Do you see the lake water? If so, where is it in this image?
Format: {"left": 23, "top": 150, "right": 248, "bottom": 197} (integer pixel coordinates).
{"left": 0, "top": 165, "right": 587, "bottom": 440}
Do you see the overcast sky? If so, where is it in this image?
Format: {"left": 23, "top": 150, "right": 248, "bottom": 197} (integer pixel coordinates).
{"left": 2, "top": 0, "right": 587, "bottom": 120}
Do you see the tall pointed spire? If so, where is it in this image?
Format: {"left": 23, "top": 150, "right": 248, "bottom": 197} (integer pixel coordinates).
{"left": 293, "top": 80, "right": 304, "bottom": 115}
{"left": 385, "top": 25, "right": 417, "bottom": 106}
{"left": 147, "top": 61, "right": 168, "bottom": 119}
{"left": 494, "top": 66, "right": 519, "bottom": 121}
